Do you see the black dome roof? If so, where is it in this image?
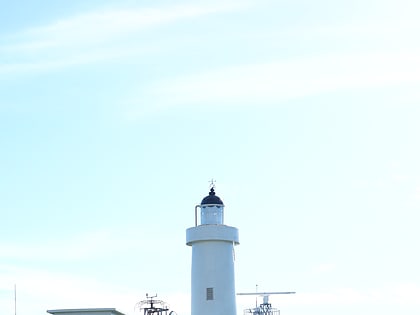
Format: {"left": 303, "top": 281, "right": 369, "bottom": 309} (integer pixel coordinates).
{"left": 201, "top": 187, "right": 224, "bottom": 205}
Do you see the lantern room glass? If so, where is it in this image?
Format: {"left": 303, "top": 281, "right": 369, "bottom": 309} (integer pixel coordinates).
{"left": 200, "top": 205, "right": 224, "bottom": 225}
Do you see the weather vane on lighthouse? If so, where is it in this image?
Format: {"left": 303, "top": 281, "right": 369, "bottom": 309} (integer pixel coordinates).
{"left": 208, "top": 179, "right": 216, "bottom": 190}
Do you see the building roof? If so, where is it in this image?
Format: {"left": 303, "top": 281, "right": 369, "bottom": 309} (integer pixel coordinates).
{"left": 47, "top": 308, "right": 126, "bottom": 315}
{"left": 201, "top": 187, "right": 224, "bottom": 205}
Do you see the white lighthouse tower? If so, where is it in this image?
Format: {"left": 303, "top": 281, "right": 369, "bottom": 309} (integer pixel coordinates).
{"left": 186, "top": 186, "right": 239, "bottom": 315}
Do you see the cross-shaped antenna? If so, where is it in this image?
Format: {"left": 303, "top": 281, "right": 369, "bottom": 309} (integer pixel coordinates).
{"left": 208, "top": 179, "right": 216, "bottom": 190}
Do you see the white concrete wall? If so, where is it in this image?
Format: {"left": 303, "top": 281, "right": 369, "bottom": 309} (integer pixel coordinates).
{"left": 187, "top": 225, "right": 239, "bottom": 315}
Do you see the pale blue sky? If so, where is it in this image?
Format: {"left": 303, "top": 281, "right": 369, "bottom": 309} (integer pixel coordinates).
{"left": 1, "top": 1, "right": 420, "bottom": 315}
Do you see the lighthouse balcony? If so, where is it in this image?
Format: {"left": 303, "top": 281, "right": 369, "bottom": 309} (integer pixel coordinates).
{"left": 186, "top": 224, "right": 239, "bottom": 245}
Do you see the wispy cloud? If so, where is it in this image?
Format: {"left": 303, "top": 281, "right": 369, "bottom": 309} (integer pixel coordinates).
{"left": 0, "top": 228, "right": 148, "bottom": 262}
{"left": 10, "top": 2, "right": 246, "bottom": 50}
{"left": 125, "top": 50, "right": 420, "bottom": 117}
{"left": 0, "top": 1, "right": 250, "bottom": 74}
{"left": 285, "top": 19, "right": 420, "bottom": 43}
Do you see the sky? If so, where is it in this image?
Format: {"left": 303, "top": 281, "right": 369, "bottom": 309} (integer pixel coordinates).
{"left": 1, "top": 0, "right": 420, "bottom": 314}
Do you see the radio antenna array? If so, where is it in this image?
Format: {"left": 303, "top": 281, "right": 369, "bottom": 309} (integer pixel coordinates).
{"left": 237, "top": 289, "right": 296, "bottom": 315}
{"left": 135, "top": 294, "right": 177, "bottom": 315}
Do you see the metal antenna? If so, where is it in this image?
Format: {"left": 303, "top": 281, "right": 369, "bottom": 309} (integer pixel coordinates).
{"left": 14, "top": 284, "right": 17, "bottom": 315}
{"left": 238, "top": 289, "right": 296, "bottom": 315}
{"left": 135, "top": 293, "right": 170, "bottom": 315}
{"left": 208, "top": 179, "right": 216, "bottom": 190}
{"left": 255, "top": 284, "right": 258, "bottom": 308}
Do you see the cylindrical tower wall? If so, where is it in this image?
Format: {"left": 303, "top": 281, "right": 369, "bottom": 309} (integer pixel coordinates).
{"left": 187, "top": 225, "right": 239, "bottom": 315}
{"left": 191, "top": 240, "right": 236, "bottom": 315}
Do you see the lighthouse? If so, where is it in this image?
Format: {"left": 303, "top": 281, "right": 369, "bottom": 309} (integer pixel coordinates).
{"left": 186, "top": 186, "right": 239, "bottom": 315}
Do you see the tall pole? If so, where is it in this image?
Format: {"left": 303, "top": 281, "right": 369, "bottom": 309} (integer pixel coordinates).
{"left": 14, "top": 284, "right": 16, "bottom": 315}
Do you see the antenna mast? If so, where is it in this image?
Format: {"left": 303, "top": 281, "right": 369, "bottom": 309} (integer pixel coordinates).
{"left": 135, "top": 294, "right": 177, "bottom": 315}
{"left": 14, "top": 284, "right": 17, "bottom": 315}
{"left": 237, "top": 290, "right": 296, "bottom": 315}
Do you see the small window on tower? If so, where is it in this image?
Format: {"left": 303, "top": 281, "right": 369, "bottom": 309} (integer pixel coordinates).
{"left": 206, "top": 287, "right": 214, "bottom": 300}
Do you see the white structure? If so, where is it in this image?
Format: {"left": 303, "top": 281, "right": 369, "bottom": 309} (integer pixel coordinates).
{"left": 186, "top": 188, "right": 239, "bottom": 315}
{"left": 47, "top": 308, "right": 125, "bottom": 315}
